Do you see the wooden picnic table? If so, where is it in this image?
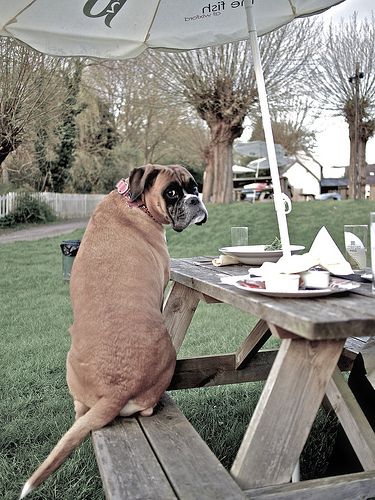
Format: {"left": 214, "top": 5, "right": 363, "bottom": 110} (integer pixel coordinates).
{"left": 163, "top": 257, "right": 375, "bottom": 497}
{"left": 93, "top": 257, "right": 375, "bottom": 499}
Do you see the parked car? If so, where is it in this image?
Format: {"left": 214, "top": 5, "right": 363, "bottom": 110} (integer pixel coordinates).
{"left": 315, "top": 192, "right": 342, "bottom": 201}
{"left": 240, "top": 182, "right": 272, "bottom": 201}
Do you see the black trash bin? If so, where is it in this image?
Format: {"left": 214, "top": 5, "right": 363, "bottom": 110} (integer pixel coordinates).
{"left": 60, "top": 240, "right": 81, "bottom": 281}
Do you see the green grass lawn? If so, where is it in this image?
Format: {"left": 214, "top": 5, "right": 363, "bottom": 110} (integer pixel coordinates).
{"left": 1, "top": 199, "right": 375, "bottom": 499}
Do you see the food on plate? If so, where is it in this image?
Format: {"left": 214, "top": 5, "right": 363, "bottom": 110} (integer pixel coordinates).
{"left": 264, "top": 236, "right": 282, "bottom": 251}
{"left": 300, "top": 269, "right": 330, "bottom": 289}
{"left": 237, "top": 279, "right": 265, "bottom": 289}
{"left": 264, "top": 273, "right": 300, "bottom": 292}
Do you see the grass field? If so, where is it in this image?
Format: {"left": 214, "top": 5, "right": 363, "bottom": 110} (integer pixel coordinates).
{"left": 1, "top": 198, "right": 375, "bottom": 499}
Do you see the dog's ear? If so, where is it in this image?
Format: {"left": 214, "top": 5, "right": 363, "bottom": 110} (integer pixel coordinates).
{"left": 128, "top": 165, "right": 161, "bottom": 201}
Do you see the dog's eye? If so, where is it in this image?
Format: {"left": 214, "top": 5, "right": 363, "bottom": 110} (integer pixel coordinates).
{"left": 166, "top": 189, "right": 178, "bottom": 199}
{"left": 192, "top": 186, "right": 199, "bottom": 195}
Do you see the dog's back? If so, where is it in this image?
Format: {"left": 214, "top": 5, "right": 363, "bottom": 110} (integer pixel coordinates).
{"left": 68, "top": 190, "right": 175, "bottom": 413}
{"left": 20, "top": 190, "right": 175, "bottom": 498}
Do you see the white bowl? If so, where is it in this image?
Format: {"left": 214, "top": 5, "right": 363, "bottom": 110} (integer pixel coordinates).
{"left": 264, "top": 273, "right": 300, "bottom": 293}
{"left": 218, "top": 245, "right": 305, "bottom": 265}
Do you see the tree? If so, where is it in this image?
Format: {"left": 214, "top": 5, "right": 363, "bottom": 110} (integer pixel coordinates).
{"left": 250, "top": 98, "right": 317, "bottom": 156}
{"left": 0, "top": 38, "right": 67, "bottom": 182}
{"left": 82, "top": 59, "right": 207, "bottom": 175}
{"left": 68, "top": 85, "right": 122, "bottom": 193}
{"left": 313, "top": 13, "right": 375, "bottom": 199}
{"left": 48, "top": 60, "right": 85, "bottom": 192}
{"left": 155, "top": 19, "right": 321, "bottom": 203}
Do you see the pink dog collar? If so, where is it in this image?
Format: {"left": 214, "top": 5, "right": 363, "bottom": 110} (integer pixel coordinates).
{"left": 116, "top": 178, "right": 129, "bottom": 195}
{"left": 116, "top": 178, "right": 161, "bottom": 225}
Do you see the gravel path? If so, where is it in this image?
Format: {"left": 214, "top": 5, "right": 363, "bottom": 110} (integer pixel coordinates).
{"left": 0, "top": 219, "right": 88, "bottom": 245}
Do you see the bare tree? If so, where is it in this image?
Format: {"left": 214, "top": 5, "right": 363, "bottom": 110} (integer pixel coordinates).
{"left": 313, "top": 13, "right": 375, "bottom": 199}
{"left": 251, "top": 98, "right": 317, "bottom": 156}
{"left": 83, "top": 59, "right": 205, "bottom": 168}
{"left": 0, "top": 38, "right": 68, "bottom": 183}
{"left": 154, "top": 19, "right": 321, "bottom": 203}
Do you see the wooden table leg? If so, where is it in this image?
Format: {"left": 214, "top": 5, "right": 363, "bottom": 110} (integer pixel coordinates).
{"left": 163, "top": 282, "right": 201, "bottom": 352}
{"left": 235, "top": 319, "right": 271, "bottom": 369}
{"left": 326, "top": 366, "right": 375, "bottom": 470}
{"left": 231, "top": 333, "right": 345, "bottom": 489}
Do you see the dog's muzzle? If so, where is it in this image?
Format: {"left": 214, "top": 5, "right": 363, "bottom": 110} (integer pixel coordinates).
{"left": 170, "top": 195, "right": 208, "bottom": 232}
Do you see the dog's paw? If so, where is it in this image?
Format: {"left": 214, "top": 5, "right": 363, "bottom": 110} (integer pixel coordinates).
{"left": 139, "top": 407, "right": 154, "bottom": 417}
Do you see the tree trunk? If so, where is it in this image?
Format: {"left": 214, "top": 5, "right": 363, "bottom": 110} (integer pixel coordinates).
{"left": 358, "top": 138, "right": 367, "bottom": 199}
{"left": 347, "top": 120, "right": 358, "bottom": 200}
{"left": 211, "top": 136, "right": 233, "bottom": 204}
{"left": 2, "top": 165, "right": 9, "bottom": 184}
{"left": 345, "top": 96, "right": 375, "bottom": 200}
{"left": 206, "top": 120, "right": 242, "bottom": 204}
{"left": 202, "top": 145, "right": 214, "bottom": 203}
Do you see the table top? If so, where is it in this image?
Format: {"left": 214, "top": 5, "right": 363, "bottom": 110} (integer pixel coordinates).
{"left": 170, "top": 257, "right": 375, "bottom": 341}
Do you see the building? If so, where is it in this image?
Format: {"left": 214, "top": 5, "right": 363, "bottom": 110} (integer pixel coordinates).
{"left": 281, "top": 152, "right": 322, "bottom": 200}
{"left": 319, "top": 164, "right": 375, "bottom": 199}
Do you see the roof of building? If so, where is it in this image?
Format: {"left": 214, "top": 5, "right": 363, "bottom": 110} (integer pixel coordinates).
{"left": 321, "top": 178, "right": 348, "bottom": 187}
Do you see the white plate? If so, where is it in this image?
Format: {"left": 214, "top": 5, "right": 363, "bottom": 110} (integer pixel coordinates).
{"left": 361, "top": 273, "right": 373, "bottom": 280}
{"left": 219, "top": 245, "right": 305, "bottom": 265}
{"left": 233, "top": 278, "right": 361, "bottom": 298}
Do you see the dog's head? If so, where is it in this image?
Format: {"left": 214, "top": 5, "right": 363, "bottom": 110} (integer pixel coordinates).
{"left": 128, "top": 164, "right": 207, "bottom": 232}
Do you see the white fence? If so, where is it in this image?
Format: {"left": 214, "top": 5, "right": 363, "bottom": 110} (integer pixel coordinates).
{"left": 0, "top": 192, "right": 105, "bottom": 219}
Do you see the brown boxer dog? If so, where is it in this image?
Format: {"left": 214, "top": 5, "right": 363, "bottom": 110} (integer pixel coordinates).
{"left": 21, "top": 164, "right": 207, "bottom": 498}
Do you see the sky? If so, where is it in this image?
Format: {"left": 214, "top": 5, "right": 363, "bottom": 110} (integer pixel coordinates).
{"left": 314, "top": 0, "right": 375, "bottom": 173}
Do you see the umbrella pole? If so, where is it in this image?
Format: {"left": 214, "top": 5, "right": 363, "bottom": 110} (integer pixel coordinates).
{"left": 245, "top": 1, "right": 292, "bottom": 257}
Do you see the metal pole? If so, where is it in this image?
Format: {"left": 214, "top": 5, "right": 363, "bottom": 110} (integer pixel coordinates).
{"left": 244, "top": 0, "right": 291, "bottom": 257}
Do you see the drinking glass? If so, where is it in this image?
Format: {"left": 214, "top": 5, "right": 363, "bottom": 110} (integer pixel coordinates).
{"left": 344, "top": 224, "right": 368, "bottom": 272}
{"left": 231, "top": 227, "right": 248, "bottom": 247}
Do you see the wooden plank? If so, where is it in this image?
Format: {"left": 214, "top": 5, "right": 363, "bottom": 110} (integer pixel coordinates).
{"left": 163, "top": 281, "right": 200, "bottom": 352}
{"left": 343, "top": 336, "right": 370, "bottom": 359}
{"left": 325, "top": 366, "right": 375, "bottom": 470}
{"left": 231, "top": 335, "right": 345, "bottom": 489}
{"left": 92, "top": 417, "right": 177, "bottom": 500}
{"left": 337, "top": 336, "right": 370, "bottom": 371}
{"left": 168, "top": 348, "right": 356, "bottom": 391}
{"left": 235, "top": 319, "right": 271, "bottom": 369}
{"left": 243, "top": 470, "right": 375, "bottom": 499}
{"left": 169, "top": 350, "right": 277, "bottom": 390}
{"left": 139, "top": 394, "right": 246, "bottom": 500}
{"left": 170, "top": 259, "right": 375, "bottom": 341}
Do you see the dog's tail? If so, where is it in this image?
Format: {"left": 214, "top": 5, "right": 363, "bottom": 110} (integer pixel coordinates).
{"left": 20, "top": 398, "right": 121, "bottom": 498}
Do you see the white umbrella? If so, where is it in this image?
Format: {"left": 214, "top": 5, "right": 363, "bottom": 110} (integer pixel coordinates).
{"left": 234, "top": 141, "right": 286, "bottom": 158}
{"left": 232, "top": 165, "right": 257, "bottom": 174}
{"left": 0, "top": 0, "right": 344, "bottom": 255}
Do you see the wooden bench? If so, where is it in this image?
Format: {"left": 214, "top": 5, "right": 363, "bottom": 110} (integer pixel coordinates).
{"left": 92, "top": 394, "right": 245, "bottom": 499}
{"left": 91, "top": 335, "right": 371, "bottom": 499}
{"left": 341, "top": 336, "right": 370, "bottom": 366}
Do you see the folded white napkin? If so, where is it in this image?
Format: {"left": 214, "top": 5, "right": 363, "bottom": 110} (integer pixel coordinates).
{"left": 212, "top": 255, "right": 240, "bottom": 266}
{"left": 249, "top": 226, "right": 353, "bottom": 277}
{"left": 309, "top": 226, "right": 353, "bottom": 275}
